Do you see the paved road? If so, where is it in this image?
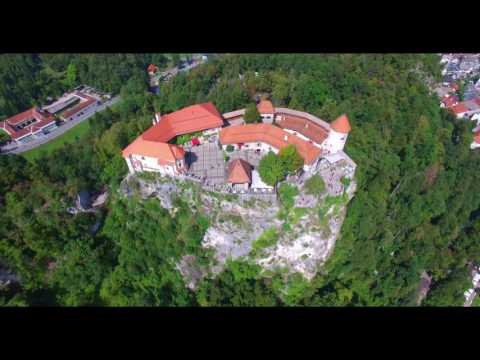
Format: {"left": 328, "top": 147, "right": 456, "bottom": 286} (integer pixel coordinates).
{"left": 1, "top": 96, "right": 121, "bottom": 155}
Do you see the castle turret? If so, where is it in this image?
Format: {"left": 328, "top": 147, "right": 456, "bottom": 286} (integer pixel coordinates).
{"left": 322, "top": 114, "right": 351, "bottom": 154}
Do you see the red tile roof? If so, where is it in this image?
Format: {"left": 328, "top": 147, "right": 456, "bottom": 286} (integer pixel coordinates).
{"left": 330, "top": 114, "right": 351, "bottom": 133}
{"left": 276, "top": 114, "right": 329, "bottom": 144}
{"left": 142, "top": 102, "right": 224, "bottom": 142}
{"left": 227, "top": 159, "right": 252, "bottom": 184}
{"left": 474, "top": 131, "right": 480, "bottom": 144}
{"left": 441, "top": 95, "right": 459, "bottom": 108}
{"left": 62, "top": 94, "right": 96, "bottom": 119}
{"left": 148, "top": 64, "right": 157, "bottom": 73}
{"left": 122, "top": 136, "right": 185, "bottom": 163}
{"left": 0, "top": 107, "right": 55, "bottom": 140}
{"left": 257, "top": 100, "right": 274, "bottom": 114}
{"left": 219, "top": 124, "right": 322, "bottom": 164}
{"left": 451, "top": 102, "right": 468, "bottom": 114}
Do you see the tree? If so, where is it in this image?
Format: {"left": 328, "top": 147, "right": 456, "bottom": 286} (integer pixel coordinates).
{"left": 0, "top": 131, "right": 10, "bottom": 146}
{"left": 244, "top": 103, "right": 261, "bottom": 124}
{"left": 304, "top": 174, "right": 326, "bottom": 197}
{"left": 258, "top": 151, "right": 286, "bottom": 186}
{"left": 65, "top": 63, "right": 77, "bottom": 89}
{"left": 278, "top": 144, "right": 303, "bottom": 174}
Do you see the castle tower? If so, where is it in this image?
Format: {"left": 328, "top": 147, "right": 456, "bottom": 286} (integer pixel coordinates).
{"left": 323, "top": 114, "right": 351, "bottom": 154}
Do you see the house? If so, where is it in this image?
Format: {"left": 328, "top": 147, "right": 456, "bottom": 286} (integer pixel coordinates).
{"left": 471, "top": 130, "right": 480, "bottom": 150}
{"left": 257, "top": 100, "right": 275, "bottom": 123}
{"left": 122, "top": 102, "right": 224, "bottom": 174}
{"left": 441, "top": 95, "right": 459, "bottom": 108}
{"left": 451, "top": 102, "right": 470, "bottom": 118}
{"left": 451, "top": 98, "right": 480, "bottom": 119}
{"left": 0, "top": 107, "right": 57, "bottom": 143}
{"left": 471, "top": 112, "right": 480, "bottom": 126}
{"left": 147, "top": 64, "right": 158, "bottom": 74}
{"left": 122, "top": 137, "right": 187, "bottom": 175}
{"left": 227, "top": 159, "right": 252, "bottom": 190}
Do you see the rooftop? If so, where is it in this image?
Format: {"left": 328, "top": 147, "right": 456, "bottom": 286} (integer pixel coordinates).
{"left": 142, "top": 102, "right": 224, "bottom": 142}
{"left": 122, "top": 136, "right": 185, "bottom": 163}
{"left": 257, "top": 100, "right": 274, "bottom": 114}
{"left": 220, "top": 123, "right": 322, "bottom": 164}
{"left": 227, "top": 159, "right": 252, "bottom": 184}
{"left": 0, "top": 107, "right": 56, "bottom": 140}
{"left": 330, "top": 114, "right": 352, "bottom": 133}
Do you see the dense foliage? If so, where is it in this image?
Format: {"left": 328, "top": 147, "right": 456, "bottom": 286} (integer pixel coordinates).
{"left": 258, "top": 145, "right": 303, "bottom": 186}
{"left": 1, "top": 53, "right": 479, "bottom": 307}
{"left": 244, "top": 103, "right": 261, "bottom": 123}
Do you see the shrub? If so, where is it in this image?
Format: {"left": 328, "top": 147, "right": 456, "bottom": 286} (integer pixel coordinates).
{"left": 305, "top": 174, "right": 326, "bottom": 197}
{"left": 244, "top": 103, "right": 261, "bottom": 124}
{"left": 278, "top": 183, "right": 299, "bottom": 209}
{"left": 252, "top": 227, "right": 279, "bottom": 251}
{"left": 226, "top": 144, "right": 234, "bottom": 153}
{"left": 258, "top": 151, "right": 286, "bottom": 186}
{"left": 278, "top": 145, "right": 303, "bottom": 174}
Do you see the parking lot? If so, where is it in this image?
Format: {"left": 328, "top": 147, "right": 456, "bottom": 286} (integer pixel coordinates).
{"left": 186, "top": 142, "right": 226, "bottom": 185}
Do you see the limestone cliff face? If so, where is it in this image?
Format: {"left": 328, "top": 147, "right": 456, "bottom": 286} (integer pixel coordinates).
{"left": 120, "top": 154, "right": 357, "bottom": 289}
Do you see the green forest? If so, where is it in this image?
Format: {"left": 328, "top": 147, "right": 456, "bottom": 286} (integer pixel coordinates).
{"left": 1, "top": 53, "right": 479, "bottom": 306}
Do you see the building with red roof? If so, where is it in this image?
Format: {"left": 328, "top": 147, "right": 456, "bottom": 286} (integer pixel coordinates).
{"left": 122, "top": 136, "right": 187, "bottom": 175}
{"left": 441, "top": 95, "right": 459, "bottom": 108}
{"left": 257, "top": 100, "right": 274, "bottom": 123}
{"left": 147, "top": 64, "right": 158, "bottom": 74}
{"left": 219, "top": 123, "right": 322, "bottom": 165}
{"left": 122, "top": 101, "right": 223, "bottom": 175}
{"left": 0, "top": 107, "right": 57, "bottom": 142}
{"left": 227, "top": 159, "right": 252, "bottom": 190}
{"left": 143, "top": 102, "right": 224, "bottom": 142}
{"left": 60, "top": 92, "right": 98, "bottom": 121}
{"left": 470, "top": 130, "right": 480, "bottom": 150}
{"left": 122, "top": 101, "right": 353, "bottom": 178}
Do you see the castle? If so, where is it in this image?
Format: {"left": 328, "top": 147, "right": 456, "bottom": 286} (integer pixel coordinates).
{"left": 122, "top": 100, "right": 352, "bottom": 189}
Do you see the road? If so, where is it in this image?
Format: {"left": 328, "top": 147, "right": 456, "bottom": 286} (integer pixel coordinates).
{"left": 1, "top": 96, "right": 121, "bottom": 155}
{"left": 155, "top": 57, "right": 208, "bottom": 83}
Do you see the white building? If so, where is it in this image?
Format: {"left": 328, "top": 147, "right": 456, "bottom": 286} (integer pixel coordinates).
{"left": 257, "top": 100, "right": 275, "bottom": 124}
{"left": 471, "top": 130, "right": 480, "bottom": 150}
{"left": 321, "top": 114, "right": 351, "bottom": 154}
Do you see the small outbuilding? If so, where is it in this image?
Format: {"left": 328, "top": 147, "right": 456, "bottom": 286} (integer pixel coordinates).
{"left": 227, "top": 159, "right": 252, "bottom": 190}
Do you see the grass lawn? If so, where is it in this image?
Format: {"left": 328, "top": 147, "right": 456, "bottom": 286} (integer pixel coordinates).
{"left": 22, "top": 119, "right": 91, "bottom": 161}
